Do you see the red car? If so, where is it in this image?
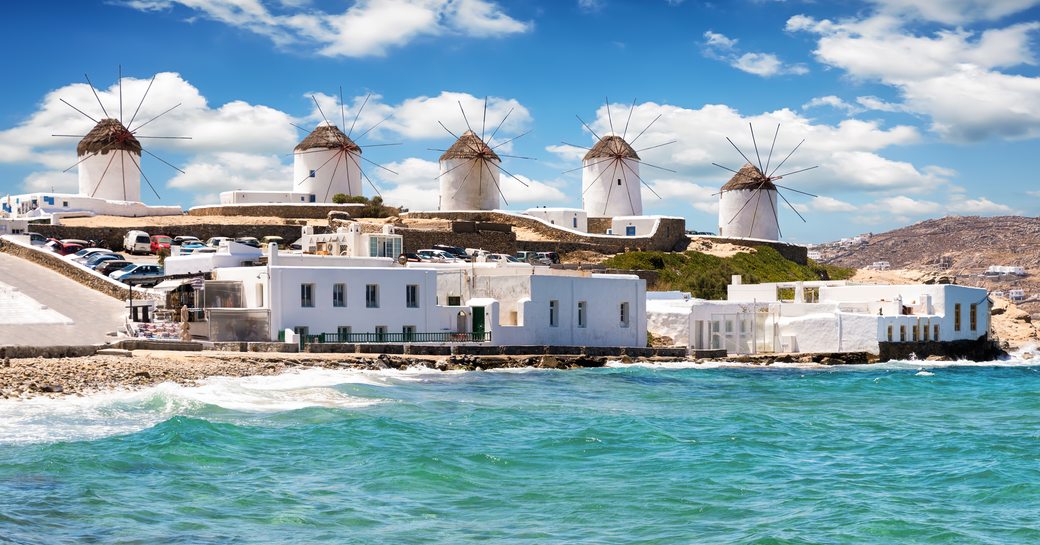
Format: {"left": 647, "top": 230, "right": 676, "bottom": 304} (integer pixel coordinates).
{"left": 150, "top": 235, "right": 172, "bottom": 254}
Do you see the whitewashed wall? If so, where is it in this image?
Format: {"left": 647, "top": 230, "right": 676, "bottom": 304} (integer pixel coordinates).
{"left": 718, "top": 189, "right": 779, "bottom": 240}
{"left": 294, "top": 149, "right": 362, "bottom": 202}
{"left": 610, "top": 216, "right": 661, "bottom": 237}
{"left": 78, "top": 150, "right": 141, "bottom": 202}
{"left": 220, "top": 191, "right": 315, "bottom": 204}
{"left": 4, "top": 192, "right": 181, "bottom": 218}
{"left": 439, "top": 158, "right": 500, "bottom": 211}
{"left": 583, "top": 158, "right": 641, "bottom": 216}
{"left": 524, "top": 208, "right": 588, "bottom": 232}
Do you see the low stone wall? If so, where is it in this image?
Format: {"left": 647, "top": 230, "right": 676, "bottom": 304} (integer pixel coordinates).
{"left": 188, "top": 204, "right": 365, "bottom": 219}
{"left": 0, "top": 239, "right": 130, "bottom": 300}
{"left": 692, "top": 236, "right": 809, "bottom": 265}
{"left": 31, "top": 223, "right": 325, "bottom": 251}
{"left": 115, "top": 340, "right": 204, "bottom": 351}
{"left": 878, "top": 337, "right": 1005, "bottom": 362}
{"left": 396, "top": 227, "right": 517, "bottom": 254}
{"left": 587, "top": 217, "right": 612, "bottom": 234}
{"left": 405, "top": 211, "right": 689, "bottom": 253}
{"left": 0, "top": 345, "right": 101, "bottom": 359}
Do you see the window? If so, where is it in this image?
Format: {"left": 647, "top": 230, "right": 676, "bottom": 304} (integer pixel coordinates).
{"left": 912, "top": 324, "right": 919, "bottom": 342}
{"left": 375, "top": 326, "right": 387, "bottom": 341}
{"left": 300, "top": 284, "right": 314, "bottom": 308}
{"left": 333, "top": 283, "right": 346, "bottom": 307}
{"left": 934, "top": 324, "right": 940, "bottom": 341}
{"left": 62, "top": 201, "right": 68, "bottom": 207}
{"left": 572, "top": 217, "right": 578, "bottom": 228}
{"left": 448, "top": 295, "right": 462, "bottom": 306}
{"left": 309, "top": 169, "right": 316, "bottom": 178}
{"left": 403, "top": 325, "right": 416, "bottom": 341}
{"left": 406, "top": 285, "right": 419, "bottom": 308}
{"left": 617, "top": 179, "right": 622, "bottom": 185}
{"left": 366, "top": 284, "right": 379, "bottom": 308}
{"left": 900, "top": 325, "right": 906, "bottom": 342}
{"left": 256, "top": 284, "right": 264, "bottom": 307}
{"left": 970, "top": 304, "right": 978, "bottom": 331}
{"left": 887, "top": 325, "right": 893, "bottom": 342}
{"left": 577, "top": 301, "right": 587, "bottom": 328}
{"left": 549, "top": 300, "right": 559, "bottom": 327}
{"left": 337, "top": 326, "right": 351, "bottom": 341}
{"left": 620, "top": 302, "right": 630, "bottom": 328}
{"left": 923, "top": 323, "right": 929, "bottom": 341}
{"left": 954, "top": 303, "right": 962, "bottom": 331}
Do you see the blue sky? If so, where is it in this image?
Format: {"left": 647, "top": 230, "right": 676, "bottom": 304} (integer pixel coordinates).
{"left": 1, "top": 0, "right": 1039, "bottom": 243}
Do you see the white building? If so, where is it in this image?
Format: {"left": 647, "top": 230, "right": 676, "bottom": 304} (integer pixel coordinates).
{"left": 291, "top": 224, "right": 403, "bottom": 258}
{"left": 523, "top": 207, "right": 588, "bottom": 232}
{"left": 582, "top": 136, "right": 642, "bottom": 217}
{"left": 610, "top": 216, "right": 661, "bottom": 237}
{"left": 220, "top": 191, "right": 316, "bottom": 205}
{"left": 205, "top": 246, "right": 646, "bottom": 347}
{"left": 163, "top": 241, "right": 264, "bottom": 277}
{"left": 717, "top": 163, "right": 779, "bottom": 240}
{"left": 985, "top": 265, "right": 1026, "bottom": 276}
{"left": 293, "top": 123, "right": 362, "bottom": 203}
{"left": 2, "top": 118, "right": 182, "bottom": 219}
{"left": 0, "top": 217, "right": 28, "bottom": 236}
{"left": 438, "top": 130, "right": 501, "bottom": 211}
{"left": 647, "top": 277, "right": 990, "bottom": 355}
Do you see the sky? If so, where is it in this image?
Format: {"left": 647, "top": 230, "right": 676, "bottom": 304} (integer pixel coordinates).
{"left": 1, "top": 0, "right": 1038, "bottom": 243}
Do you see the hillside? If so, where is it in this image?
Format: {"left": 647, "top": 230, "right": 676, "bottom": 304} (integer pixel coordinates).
{"left": 815, "top": 215, "right": 1040, "bottom": 314}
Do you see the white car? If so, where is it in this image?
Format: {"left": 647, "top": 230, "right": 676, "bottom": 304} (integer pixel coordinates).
{"left": 485, "top": 253, "right": 520, "bottom": 263}
{"left": 206, "top": 237, "right": 233, "bottom": 248}
{"left": 124, "top": 230, "right": 151, "bottom": 255}
{"left": 416, "top": 249, "right": 460, "bottom": 262}
{"left": 66, "top": 248, "right": 114, "bottom": 262}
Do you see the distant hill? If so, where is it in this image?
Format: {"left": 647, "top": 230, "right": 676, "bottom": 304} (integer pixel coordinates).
{"left": 815, "top": 215, "right": 1040, "bottom": 314}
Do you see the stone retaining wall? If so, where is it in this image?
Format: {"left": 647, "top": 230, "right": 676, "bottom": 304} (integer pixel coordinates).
{"left": 0, "top": 345, "right": 100, "bottom": 359}
{"left": 0, "top": 239, "right": 130, "bottom": 300}
{"left": 397, "top": 227, "right": 517, "bottom": 254}
{"left": 878, "top": 337, "right": 1004, "bottom": 362}
{"left": 188, "top": 204, "right": 365, "bottom": 218}
{"left": 405, "top": 211, "right": 689, "bottom": 253}
{"left": 31, "top": 224, "right": 324, "bottom": 251}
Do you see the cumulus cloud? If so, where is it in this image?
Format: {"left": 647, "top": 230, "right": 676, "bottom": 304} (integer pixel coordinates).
{"left": 802, "top": 95, "right": 862, "bottom": 114}
{"left": 869, "top": 0, "right": 1040, "bottom": 24}
{"left": 702, "top": 30, "right": 808, "bottom": 77}
{"left": 788, "top": 11, "right": 1040, "bottom": 141}
{"left": 122, "top": 0, "right": 531, "bottom": 58}
{"left": 167, "top": 152, "right": 291, "bottom": 204}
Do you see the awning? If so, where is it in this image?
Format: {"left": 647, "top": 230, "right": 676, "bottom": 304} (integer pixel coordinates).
{"left": 151, "top": 278, "right": 198, "bottom": 292}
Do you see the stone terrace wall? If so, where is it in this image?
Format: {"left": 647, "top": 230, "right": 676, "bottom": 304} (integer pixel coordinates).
{"left": 587, "top": 217, "right": 612, "bottom": 234}
{"left": 188, "top": 204, "right": 364, "bottom": 219}
{"left": 330, "top": 219, "right": 518, "bottom": 254}
{"left": 878, "top": 337, "right": 1004, "bottom": 362}
{"left": 405, "top": 211, "right": 688, "bottom": 253}
{"left": 31, "top": 224, "right": 326, "bottom": 251}
{"left": 0, "top": 239, "right": 130, "bottom": 300}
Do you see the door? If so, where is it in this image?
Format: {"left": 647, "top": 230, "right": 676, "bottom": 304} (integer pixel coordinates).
{"left": 625, "top": 225, "right": 636, "bottom": 236}
{"left": 472, "top": 307, "right": 485, "bottom": 337}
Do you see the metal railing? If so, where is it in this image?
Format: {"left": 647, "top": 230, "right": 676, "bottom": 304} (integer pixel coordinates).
{"left": 312, "top": 331, "right": 491, "bottom": 344}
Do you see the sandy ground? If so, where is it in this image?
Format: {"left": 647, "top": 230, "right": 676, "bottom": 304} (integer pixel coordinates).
{"left": 851, "top": 268, "right": 937, "bottom": 284}
{"left": 684, "top": 238, "right": 756, "bottom": 258}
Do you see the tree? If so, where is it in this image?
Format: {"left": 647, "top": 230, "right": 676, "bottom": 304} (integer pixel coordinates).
{"left": 332, "top": 193, "right": 348, "bottom": 204}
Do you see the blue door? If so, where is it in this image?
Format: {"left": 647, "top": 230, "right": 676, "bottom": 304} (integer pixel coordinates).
{"left": 625, "top": 225, "right": 636, "bottom": 236}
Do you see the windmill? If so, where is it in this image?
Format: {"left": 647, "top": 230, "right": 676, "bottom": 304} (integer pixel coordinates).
{"left": 53, "top": 66, "right": 188, "bottom": 202}
{"left": 562, "top": 98, "right": 675, "bottom": 217}
{"left": 432, "top": 97, "right": 533, "bottom": 211}
{"left": 291, "top": 89, "right": 400, "bottom": 203}
{"left": 712, "top": 123, "right": 818, "bottom": 240}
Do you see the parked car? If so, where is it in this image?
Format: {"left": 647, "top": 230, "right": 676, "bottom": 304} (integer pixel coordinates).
{"left": 26, "top": 232, "right": 47, "bottom": 247}
{"left": 205, "top": 236, "right": 233, "bottom": 248}
{"left": 172, "top": 235, "right": 201, "bottom": 246}
{"left": 417, "top": 249, "right": 460, "bottom": 262}
{"left": 67, "top": 247, "right": 113, "bottom": 262}
{"left": 536, "top": 251, "right": 561, "bottom": 264}
{"left": 466, "top": 248, "right": 491, "bottom": 259}
{"left": 235, "top": 237, "right": 261, "bottom": 248}
{"left": 399, "top": 252, "right": 423, "bottom": 263}
{"left": 192, "top": 247, "right": 217, "bottom": 254}
{"left": 150, "top": 235, "right": 172, "bottom": 254}
{"left": 56, "top": 242, "right": 84, "bottom": 256}
{"left": 486, "top": 253, "right": 520, "bottom": 263}
{"left": 111, "top": 264, "right": 164, "bottom": 285}
{"left": 516, "top": 251, "right": 551, "bottom": 265}
{"left": 96, "top": 260, "right": 133, "bottom": 276}
{"left": 84, "top": 252, "right": 125, "bottom": 268}
{"left": 61, "top": 239, "right": 90, "bottom": 247}
{"left": 124, "top": 230, "right": 151, "bottom": 254}
{"left": 432, "top": 244, "right": 470, "bottom": 261}
{"left": 261, "top": 236, "right": 284, "bottom": 248}
{"left": 179, "top": 241, "right": 206, "bottom": 254}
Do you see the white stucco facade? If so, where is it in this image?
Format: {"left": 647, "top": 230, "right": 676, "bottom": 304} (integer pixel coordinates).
{"left": 648, "top": 279, "right": 990, "bottom": 355}
{"left": 523, "top": 208, "right": 588, "bottom": 232}
{"left": 718, "top": 188, "right": 780, "bottom": 240}
{"left": 294, "top": 148, "right": 362, "bottom": 202}
{"left": 610, "top": 216, "right": 661, "bottom": 237}
{"left": 220, "top": 191, "right": 316, "bottom": 204}
{"left": 2, "top": 192, "right": 181, "bottom": 219}
{"left": 582, "top": 157, "right": 642, "bottom": 217}
{"left": 438, "top": 158, "right": 501, "bottom": 211}
{"left": 78, "top": 150, "right": 141, "bottom": 202}
{"left": 164, "top": 242, "right": 264, "bottom": 276}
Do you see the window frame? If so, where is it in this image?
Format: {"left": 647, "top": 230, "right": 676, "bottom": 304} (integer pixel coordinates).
{"left": 406, "top": 284, "right": 420, "bottom": 309}
{"left": 333, "top": 283, "right": 346, "bottom": 308}
{"left": 300, "top": 283, "right": 314, "bottom": 308}
{"left": 366, "top": 284, "right": 379, "bottom": 308}
{"left": 549, "top": 300, "right": 559, "bottom": 327}
{"left": 577, "top": 301, "right": 587, "bottom": 328}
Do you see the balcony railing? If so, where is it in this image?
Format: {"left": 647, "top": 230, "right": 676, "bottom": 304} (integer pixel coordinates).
{"left": 311, "top": 331, "right": 491, "bottom": 344}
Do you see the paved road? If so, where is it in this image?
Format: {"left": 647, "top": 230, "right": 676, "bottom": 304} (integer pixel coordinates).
{"left": 0, "top": 253, "right": 126, "bottom": 346}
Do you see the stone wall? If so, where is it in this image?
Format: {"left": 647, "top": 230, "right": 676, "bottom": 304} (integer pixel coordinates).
{"left": 397, "top": 227, "right": 517, "bottom": 254}
{"left": 405, "top": 211, "right": 689, "bottom": 253}
{"left": 691, "top": 236, "right": 809, "bottom": 265}
{"left": 0, "top": 345, "right": 100, "bottom": 359}
{"left": 31, "top": 224, "right": 324, "bottom": 251}
{"left": 0, "top": 239, "right": 130, "bottom": 300}
{"left": 878, "top": 337, "right": 1004, "bottom": 362}
{"left": 587, "top": 217, "right": 612, "bottom": 234}
{"left": 188, "top": 204, "right": 364, "bottom": 219}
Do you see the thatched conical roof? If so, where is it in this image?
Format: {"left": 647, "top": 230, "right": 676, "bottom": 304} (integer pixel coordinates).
{"left": 583, "top": 135, "right": 639, "bottom": 161}
{"left": 76, "top": 118, "right": 142, "bottom": 157}
{"left": 295, "top": 124, "right": 361, "bottom": 153}
{"left": 439, "top": 130, "right": 499, "bottom": 161}
{"left": 721, "top": 163, "right": 776, "bottom": 191}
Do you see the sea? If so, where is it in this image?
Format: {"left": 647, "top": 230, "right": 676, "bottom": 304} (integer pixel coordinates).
{"left": 1, "top": 357, "right": 1039, "bottom": 544}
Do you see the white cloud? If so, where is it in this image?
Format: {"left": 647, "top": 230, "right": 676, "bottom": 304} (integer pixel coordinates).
{"left": 802, "top": 95, "right": 861, "bottom": 114}
{"left": 702, "top": 31, "right": 808, "bottom": 77}
{"left": 857, "top": 193, "right": 1017, "bottom": 223}
{"left": 123, "top": 0, "right": 531, "bottom": 58}
{"left": 646, "top": 178, "right": 718, "bottom": 213}
{"left": 947, "top": 196, "right": 1016, "bottom": 214}
{"left": 21, "top": 170, "right": 78, "bottom": 193}
{"left": 789, "top": 12, "right": 1040, "bottom": 141}
{"left": 167, "top": 152, "right": 291, "bottom": 204}
{"left": 577, "top": 0, "right": 604, "bottom": 12}
{"left": 807, "top": 195, "right": 857, "bottom": 212}
{"left": 869, "top": 0, "right": 1040, "bottom": 24}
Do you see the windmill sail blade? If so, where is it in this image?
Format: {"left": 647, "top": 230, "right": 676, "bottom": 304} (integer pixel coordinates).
{"left": 563, "top": 156, "right": 612, "bottom": 175}
{"left": 726, "top": 137, "right": 757, "bottom": 172}
{"left": 88, "top": 150, "right": 119, "bottom": 198}
{"left": 433, "top": 158, "right": 471, "bottom": 180}
{"left": 727, "top": 187, "right": 761, "bottom": 225}
{"left": 312, "top": 95, "right": 334, "bottom": 130}
{"left": 118, "top": 65, "right": 123, "bottom": 123}
{"left": 486, "top": 107, "right": 513, "bottom": 145}
{"left": 764, "top": 123, "right": 780, "bottom": 175}
{"left": 711, "top": 162, "right": 740, "bottom": 175}
{"left": 354, "top": 111, "right": 394, "bottom": 142}
{"left": 295, "top": 149, "right": 342, "bottom": 185}
{"left": 450, "top": 161, "right": 478, "bottom": 199}
{"left": 632, "top": 159, "right": 675, "bottom": 173}
{"left": 344, "top": 152, "right": 383, "bottom": 197}
{"left": 749, "top": 123, "right": 763, "bottom": 172}
{"left": 359, "top": 155, "right": 398, "bottom": 176}
{"left": 765, "top": 192, "right": 782, "bottom": 238}
{"left": 488, "top": 160, "right": 530, "bottom": 187}
{"left": 61, "top": 141, "right": 117, "bottom": 173}
{"left": 774, "top": 165, "right": 819, "bottom": 179}
{"left": 575, "top": 115, "right": 604, "bottom": 142}
{"left": 776, "top": 189, "right": 807, "bottom": 223}
{"left": 60, "top": 99, "right": 99, "bottom": 124}
{"left": 601, "top": 159, "right": 622, "bottom": 215}
{"left": 324, "top": 152, "right": 344, "bottom": 202}
{"left": 458, "top": 101, "right": 474, "bottom": 133}
{"left": 635, "top": 140, "right": 676, "bottom": 153}
{"left": 130, "top": 103, "right": 181, "bottom": 133}
{"left": 621, "top": 98, "right": 636, "bottom": 141}
{"left": 480, "top": 96, "right": 488, "bottom": 141}
{"left": 141, "top": 148, "right": 185, "bottom": 174}
{"left": 127, "top": 74, "right": 156, "bottom": 129}
{"left": 560, "top": 141, "right": 591, "bottom": 150}
{"left": 488, "top": 129, "right": 531, "bottom": 151}
{"left": 581, "top": 158, "right": 618, "bottom": 195}
{"left": 619, "top": 160, "right": 662, "bottom": 199}
{"left": 120, "top": 151, "right": 127, "bottom": 200}
{"left": 84, "top": 73, "right": 110, "bottom": 118}
{"left": 347, "top": 92, "right": 370, "bottom": 138}
{"left": 767, "top": 138, "right": 804, "bottom": 178}
{"left": 628, "top": 113, "right": 660, "bottom": 146}
{"left": 479, "top": 158, "right": 509, "bottom": 206}
{"left": 773, "top": 183, "right": 818, "bottom": 198}
{"left": 126, "top": 152, "right": 161, "bottom": 200}
{"left": 605, "top": 96, "right": 615, "bottom": 136}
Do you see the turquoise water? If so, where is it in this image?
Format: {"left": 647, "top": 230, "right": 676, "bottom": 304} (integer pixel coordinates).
{"left": 1, "top": 361, "right": 1039, "bottom": 544}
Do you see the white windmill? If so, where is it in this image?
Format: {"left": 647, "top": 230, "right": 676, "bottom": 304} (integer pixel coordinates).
{"left": 292, "top": 90, "right": 399, "bottom": 202}
{"left": 564, "top": 99, "right": 673, "bottom": 217}
{"left": 713, "top": 123, "right": 818, "bottom": 240}
{"left": 434, "top": 98, "right": 532, "bottom": 211}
